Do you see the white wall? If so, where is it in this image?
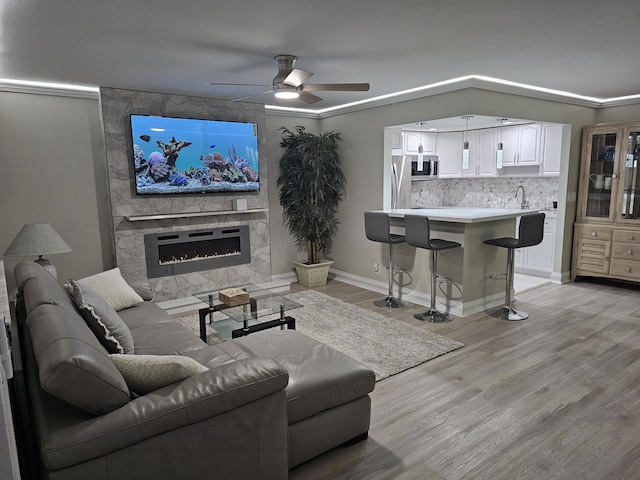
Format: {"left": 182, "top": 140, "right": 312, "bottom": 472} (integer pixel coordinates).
{"left": 0, "top": 91, "right": 112, "bottom": 294}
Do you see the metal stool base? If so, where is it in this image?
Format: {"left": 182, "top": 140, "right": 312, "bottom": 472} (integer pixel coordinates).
{"left": 374, "top": 296, "right": 408, "bottom": 309}
{"left": 414, "top": 309, "right": 453, "bottom": 323}
{"left": 487, "top": 305, "right": 529, "bottom": 321}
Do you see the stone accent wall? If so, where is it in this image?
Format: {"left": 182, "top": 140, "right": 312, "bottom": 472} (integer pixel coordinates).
{"left": 99, "top": 87, "right": 270, "bottom": 300}
{"left": 412, "top": 176, "right": 559, "bottom": 210}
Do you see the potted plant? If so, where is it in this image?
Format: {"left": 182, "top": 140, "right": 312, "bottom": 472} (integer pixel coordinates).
{"left": 278, "top": 126, "right": 346, "bottom": 286}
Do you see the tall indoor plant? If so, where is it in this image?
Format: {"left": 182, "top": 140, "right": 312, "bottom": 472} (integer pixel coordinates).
{"left": 278, "top": 126, "right": 346, "bottom": 285}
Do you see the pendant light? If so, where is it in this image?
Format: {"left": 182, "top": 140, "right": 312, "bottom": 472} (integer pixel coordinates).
{"left": 461, "top": 115, "right": 472, "bottom": 170}
{"left": 496, "top": 118, "right": 508, "bottom": 169}
{"left": 417, "top": 122, "right": 426, "bottom": 172}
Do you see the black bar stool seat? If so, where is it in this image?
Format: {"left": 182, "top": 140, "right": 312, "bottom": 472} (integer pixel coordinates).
{"left": 484, "top": 212, "right": 545, "bottom": 320}
{"left": 364, "top": 211, "right": 408, "bottom": 308}
{"left": 405, "top": 214, "right": 461, "bottom": 323}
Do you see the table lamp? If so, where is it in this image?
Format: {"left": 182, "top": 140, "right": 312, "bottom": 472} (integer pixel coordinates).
{"left": 4, "top": 223, "right": 72, "bottom": 278}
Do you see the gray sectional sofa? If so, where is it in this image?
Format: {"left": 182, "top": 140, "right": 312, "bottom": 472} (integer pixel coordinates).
{"left": 10, "top": 261, "right": 375, "bottom": 479}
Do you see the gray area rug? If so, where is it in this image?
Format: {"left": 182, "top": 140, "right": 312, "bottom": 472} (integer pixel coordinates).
{"left": 175, "top": 290, "right": 464, "bottom": 381}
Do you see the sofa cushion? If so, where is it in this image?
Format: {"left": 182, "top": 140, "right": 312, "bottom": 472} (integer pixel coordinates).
{"left": 67, "top": 280, "right": 135, "bottom": 354}
{"left": 190, "top": 330, "right": 376, "bottom": 424}
{"left": 76, "top": 267, "right": 144, "bottom": 311}
{"left": 117, "top": 301, "right": 176, "bottom": 330}
{"left": 26, "top": 303, "right": 131, "bottom": 415}
{"left": 15, "top": 260, "right": 52, "bottom": 293}
{"left": 110, "top": 354, "right": 208, "bottom": 394}
{"left": 14, "top": 261, "right": 77, "bottom": 316}
{"left": 128, "top": 322, "right": 206, "bottom": 355}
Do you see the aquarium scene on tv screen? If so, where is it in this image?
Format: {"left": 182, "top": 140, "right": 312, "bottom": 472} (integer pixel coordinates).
{"left": 131, "top": 115, "right": 259, "bottom": 194}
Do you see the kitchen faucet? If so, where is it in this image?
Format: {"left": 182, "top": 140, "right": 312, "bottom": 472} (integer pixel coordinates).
{"left": 515, "top": 185, "right": 529, "bottom": 209}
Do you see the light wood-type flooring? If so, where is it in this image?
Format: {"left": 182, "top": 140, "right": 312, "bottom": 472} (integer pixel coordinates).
{"left": 287, "top": 277, "right": 640, "bottom": 480}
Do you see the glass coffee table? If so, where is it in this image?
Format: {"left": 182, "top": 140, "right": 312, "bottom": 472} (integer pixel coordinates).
{"left": 193, "top": 285, "right": 302, "bottom": 341}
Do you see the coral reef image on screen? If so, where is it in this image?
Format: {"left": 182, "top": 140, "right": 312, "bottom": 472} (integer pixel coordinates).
{"left": 131, "top": 115, "right": 259, "bottom": 194}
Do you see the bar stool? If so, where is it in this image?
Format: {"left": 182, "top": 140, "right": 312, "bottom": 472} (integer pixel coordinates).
{"left": 404, "top": 214, "right": 461, "bottom": 323}
{"left": 484, "top": 212, "right": 545, "bottom": 321}
{"left": 364, "top": 211, "right": 408, "bottom": 308}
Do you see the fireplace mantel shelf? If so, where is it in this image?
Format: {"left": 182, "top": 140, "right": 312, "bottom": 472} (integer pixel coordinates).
{"left": 125, "top": 208, "right": 268, "bottom": 222}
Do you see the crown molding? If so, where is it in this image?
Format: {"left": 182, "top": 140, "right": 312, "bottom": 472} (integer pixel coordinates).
{"left": 266, "top": 75, "right": 640, "bottom": 118}
{"left": 0, "top": 79, "right": 99, "bottom": 99}
{"left": 2, "top": 76, "right": 639, "bottom": 117}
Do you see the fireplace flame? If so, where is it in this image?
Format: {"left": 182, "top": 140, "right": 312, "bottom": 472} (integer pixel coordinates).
{"left": 158, "top": 250, "right": 241, "bottom": 265}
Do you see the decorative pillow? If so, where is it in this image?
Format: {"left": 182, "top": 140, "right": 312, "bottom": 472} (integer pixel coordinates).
{"left": 67, "top": 280, "right": 135, "bottom": 354}
{"left": 76, "top": 267, "right": 144, "bottom": 311}
{"left": 122, "top": 273, "right": 154, "bottom": 301}
{"left": 110, "top": 354, "right": 209, "bottom": 395}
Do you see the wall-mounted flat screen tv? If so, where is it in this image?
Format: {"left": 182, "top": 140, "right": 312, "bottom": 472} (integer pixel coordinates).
{"left": 130, "top": 114, "right": 259, "bottom": 194}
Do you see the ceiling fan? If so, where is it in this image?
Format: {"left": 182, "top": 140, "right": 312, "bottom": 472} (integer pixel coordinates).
{"left": 209, "top": 55, "right": 370, "bottom": 104}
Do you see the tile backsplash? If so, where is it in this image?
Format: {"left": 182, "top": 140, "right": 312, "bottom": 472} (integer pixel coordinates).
{"left": 411, "top": 177, "right": 559, "bottom": 210}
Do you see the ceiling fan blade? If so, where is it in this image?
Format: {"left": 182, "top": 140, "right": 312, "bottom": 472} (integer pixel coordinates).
{"left": 299, "top": 91, "right": 323, "bottom": 104}
{"left": 301, "top": 83, "right": 370, "bottom": 92}
{"left": 283, "top": 68, "right": 313, "bottom": 87}
{"left": 232, "top": 90, "right": 272, "bottom": 102}
{"left": 207, "top": 82, "right": 270, "bottom": 87}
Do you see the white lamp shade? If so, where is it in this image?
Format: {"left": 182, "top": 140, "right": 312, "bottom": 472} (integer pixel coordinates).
{"left": 4, "top": 223, "right": 72, "bottom": 258}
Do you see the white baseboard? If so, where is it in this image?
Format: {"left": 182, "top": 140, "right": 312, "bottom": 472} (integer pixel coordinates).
{"left": 329, "top": 268, "right": 505, "bottom": 317}
{"left": 550, "top": 270, "right": 571, "bottom": 284}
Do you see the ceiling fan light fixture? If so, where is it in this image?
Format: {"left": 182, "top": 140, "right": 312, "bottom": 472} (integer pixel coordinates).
{"left": 274, "top": 84, "right": 299, "bottom": 99}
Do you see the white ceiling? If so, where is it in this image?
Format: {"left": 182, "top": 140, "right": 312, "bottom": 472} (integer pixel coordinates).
{"left": 1, "top": 0, "right": 639, "bottom": 113}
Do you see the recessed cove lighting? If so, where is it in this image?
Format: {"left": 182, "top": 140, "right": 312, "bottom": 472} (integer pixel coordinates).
{"left": 0, "top": 77, "right": 99, "bottom": 93}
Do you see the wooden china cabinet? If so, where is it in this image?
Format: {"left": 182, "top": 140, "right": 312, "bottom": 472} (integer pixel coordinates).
{"left": 572, "top": 121, "right": 640, "bottom": 282}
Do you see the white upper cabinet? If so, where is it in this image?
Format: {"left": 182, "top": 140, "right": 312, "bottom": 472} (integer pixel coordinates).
{"left": 390, "top": 129, "right": 403, "bottom": 151}
{"left": 500, "top": 124, "right": 541, "bottom": 167}
{"left": 398, "top": 121, "right": 564, "bottom": 178}
{"left": 436, "top": 132, "right": 463, "bottom": 178}
{"left": 463, "top": 128, "right": 498, "bottom": 177}
{"left": 479, "top": 128, "right": 498, "bottom": 176}
{"left": 540, "top": 123, "right": 565, "bottom": 176}
{"left": 403, "top": 131, "right": 436, "bottom": 155}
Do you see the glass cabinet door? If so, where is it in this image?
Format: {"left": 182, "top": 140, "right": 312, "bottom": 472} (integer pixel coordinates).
{"left": 584, "top": 131, "right": 617, "bottom": 219}
{"left": 620, "top": 130, "right": 640, "bottom": 220}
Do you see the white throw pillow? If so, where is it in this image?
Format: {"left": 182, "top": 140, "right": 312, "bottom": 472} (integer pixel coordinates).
{"left": 76, "top": 267, "right": 144, "bottom": 311}
{"left": 110, "top": 354, "right": 209, "bottom": 395}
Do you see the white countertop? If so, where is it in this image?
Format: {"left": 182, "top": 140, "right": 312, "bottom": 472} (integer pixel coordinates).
{"left": 373, "top": 207, "right": 538, "bottom": 224}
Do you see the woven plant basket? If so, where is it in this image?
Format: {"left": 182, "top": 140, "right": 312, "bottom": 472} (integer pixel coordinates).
{"left": 292, "top": 260, "right": 334, "bottom": 287}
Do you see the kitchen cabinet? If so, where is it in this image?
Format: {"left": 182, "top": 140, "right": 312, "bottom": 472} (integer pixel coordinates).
{"left": 436, "top": 131, "right": 463, "bottom": 178}
{"left": 572, "top": 121, "right": 640, "bottom": 282}
{"left": 499, "top": 124, "right": 541, "bottom": 167}
{"left": 463, "top": 128, "right": 497, "bottom": 177}
{"left": 540, "top": 123, "right": 564, "bottom": 176}
{"left": 403, "top": 131, "right": 436, "bottom": 155}
{"left": 390, "top": 129, "right": 402, "bottom": 151}
{"left": 515, "top": 215, "right": 556, "bottom": 277}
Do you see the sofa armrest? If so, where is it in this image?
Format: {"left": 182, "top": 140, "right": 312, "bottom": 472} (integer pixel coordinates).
{"left": 41, "top": 357, "right": 289, "bottom": 470}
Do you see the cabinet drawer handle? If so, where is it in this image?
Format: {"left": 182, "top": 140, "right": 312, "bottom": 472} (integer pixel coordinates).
{"left": 627, "top": 266, "right": 632, "bottom": 273}
{"left": 631, "top": 236, "right": 636, "bottom": 241}
{"left": 628, "top": 250, "right": 633, "bottom": 256}
{"left": 591, "top": 232, "right": 597, "bottom": 237}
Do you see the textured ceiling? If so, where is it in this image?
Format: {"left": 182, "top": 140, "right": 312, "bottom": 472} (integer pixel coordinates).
{"left": 1, "top": 0, "right": 638, "bottom": 111}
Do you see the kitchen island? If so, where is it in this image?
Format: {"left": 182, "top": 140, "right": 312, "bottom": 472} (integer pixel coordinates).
{"left": 371, "top": 208, "right": 535, "bottom": 316}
